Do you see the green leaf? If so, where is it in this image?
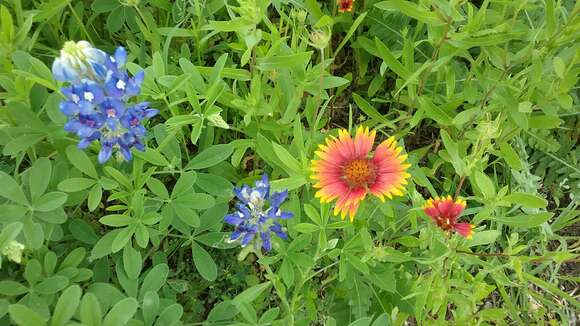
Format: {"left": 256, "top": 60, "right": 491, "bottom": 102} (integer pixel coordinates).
{"left": 352, "top": 93, "right": 395, "bottom": 128}
{"left": 348, "top": 317, "right": 372, "bottom": 326}
{"left": 304, "top": 204, "right": 322, "bottom": 225}
{"left": 473, "top": 172, "right": 495, "bottom": 199}
{"left": 503, "top": 192, "right": 547, "bottom": 208}
{"left": 3, "top": 134, "right": 44, "bottom": 156}
{"left": 207, "top": 301, "right": 238, "bottom": 322}
{"left": 9, "top": 304, "right": 46, "bottom": 326}
{"left": 172, "top": 203, "right": 200, "bottom": 227}
{"left": 58, "top": 178, "right": 96, "bottom": 192}
{"left": 186, "top": 144, "right": 233, "bottom": 170}
{"left": 271, "top": 142, "right": 302, "bottom": 175}
{"left": 92, "top": 0, "right": 121, "bottom": 12}
{"left": 0, "top": 281, "right": 28, "bottom": 296}
{"left": 334, "top": 12, "right": 368, "bottom": 56}
{"left": 499, "top": 142, "right": 522, "bottom": 170}
{"left": 232, "top": 282, "right": 271, "bottom": 307}
{"left": 112, "top": 227, "right": 134, "bottom": 253}
{"left": 171, "top": 171, "right": 197, "bottom": 198}
{"left": 123, "top": 245, "right": 142, "bottom": 280}
{"left": 133, "top": 148, "right": 169, "bottom": 166}
{"left": 66, "top": 145, "right": 98, "bottom": 179}
{"left": 152, "top": 51, "right": 165, "bottom": 78}
{"left": 28, "top": 158, "right": 51, "bottom": 201}
{"left": 375, "top": 1, "right": 444, "bottom": 25}
{"left": 142, "top": 291, "right": 159, "bottom": 325}
{"left": 60, "top": 247, "right": 86, "bottom": 269}
{"left": 345, "top": 253, "right": 369, "bottom": 275}
{"left": 33, "top": 192, "right": 68, "bottom": 212}
{"left": 80, "top": 293, "right": 102, "bottom": 326}
{"left": 102, "top": 297, "right": 138, "bottom": 326}
{"left": 0, "top": 222, "right": 23, "bottom": 251}
{"left": 88, "top": 184, "right": 103, "bottom": 211}
{"left": 419, "top": 96, "right": 453, "bottom": 126}
{"left": 0, "top": 171, "right": 28, "bottom": 205}
{"left": 279, "top": 259, "right": 295, "bottom": 287}
{"left": 155, "top": 304, "right": 183, "bottom": 325}
{"left": 146, "top": 177, "right": 170, "bottom": 199}
{"left": 140, "top": 264, "right": 169, "bottom": 298}
{"left": 371, "top": 313, "right": 391, "bottom": 326}
{"left": 553, "top": 57, "right": 565, "bottom": 79}
{"left": 34, "top": 276, "right": 69, "bottom": 294}
{"left": 256, "top": 52, "right": 313, "bottom": 71}
{"left": 468, "top": 230, "right": 500, "bottom": 247}
{"left": 294, "top": 223, "right": 320, "bottom": 233}
{"left": 69, "top": 219, "right": 99, "bottom": 245}
{"left": 195, "top": 173, "right": 233, "bottom": 198}
{"left": 51, "top": 285, "right": 82, "bottom": 326}
{"left": 523, "top": 273, "right": 580, "bottom": 309}
{"left": 374, "top": 37, "right": 410, "bottom": 80}
{"left": 493, "top": 212, "right": 553, "bottom": 228}
{"left": 191, "top": 241, "right": 217, "bottom": 281}
{"left": 173, "top": 193, "right": 216, "bottom": 210}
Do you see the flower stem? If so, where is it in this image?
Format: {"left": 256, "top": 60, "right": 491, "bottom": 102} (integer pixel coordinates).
{"left": 256, "top": 253, "right": 294, "bottom": 324}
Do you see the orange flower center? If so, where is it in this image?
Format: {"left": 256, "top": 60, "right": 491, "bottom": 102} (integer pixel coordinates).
{"left": 343, "top": 159, "right": 376, "bottom": 188}
{"left": 435, "top": 217, "right": 454, "bottom": 231}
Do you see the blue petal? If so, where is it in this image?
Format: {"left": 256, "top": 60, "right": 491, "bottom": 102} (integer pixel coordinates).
{"left": 114, "top": 47, "right": 127, "bottom": 66}
{"left": 98, "top": 145, "right": 113, "bottom": 164}
{"left": 224, "top": 212, "right": 244, "bottom": 225}
{"left": 230, "top": 229, "right": 243, "bottom": 241}
{"left": 260, "top": 232, "right": 272, "bottom": 251}
{"left": 278, "top": 211, "right": 294, "bottom": 219}
{"left": 120, "top": 146, "right": 132, "bottom": 161}
{"left": 92, "top": 62, "right": 107, "bottom": 80}
{"left": 241, "top": 232, "right": 255, "bottom": 246}
{"left": 60, "top": 101, "right": 79, "bottom": 116}
{"left": 144, "top": 108, "right": 159, "bottom": 118}
{"left": 52, "top": 58, "right": 78, "bottom": 82}
{"left": 270, "top": 190, "right": 288, "bottom": 209}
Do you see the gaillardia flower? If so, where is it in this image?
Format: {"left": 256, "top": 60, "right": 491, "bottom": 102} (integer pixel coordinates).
{"left": 423, "top": 196, "right": 474, "bottom": 239}
{"left": 311, "top": 127, "right": 411, "bottom": 221}
{"left": 338, "top": 0, "right": 354, "bottom": 13}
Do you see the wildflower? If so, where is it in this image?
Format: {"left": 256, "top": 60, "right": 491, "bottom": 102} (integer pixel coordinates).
{"left": 311, "top": 127, "right": 411, "bottom": 221}
{"left": 53, "top": 41, "right": 158, "bottom": 163}
{"left": 224, "top": 175, "right": 293, "bottom": 252}
{"left": 309, "top": 28, "right": 331, "bottom": 50}
{"left": 52, "top": 41, "right": 106, "bottom": 82}
{"left": 423, "top": 196, "right": 475, "bottom": 239}
{"left": 338, "top": 0, "right": 354, "bottom": 13}
{"left": 2, "top": 240, "right": 25, "bottom": 264}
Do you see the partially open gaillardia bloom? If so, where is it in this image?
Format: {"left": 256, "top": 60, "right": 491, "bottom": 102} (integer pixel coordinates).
{"left": 423, "top": 196, "right": 475, "bottom": 239}
{"left": 338, "top": 0, "right": 355, "bottom": 13}
{"left": 311, "top": 127, "right": 411, "bottom": 221}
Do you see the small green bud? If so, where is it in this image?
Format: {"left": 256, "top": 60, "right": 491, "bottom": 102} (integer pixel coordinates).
{"left": 309, "top": 28, "right": 331, "bottom": 50}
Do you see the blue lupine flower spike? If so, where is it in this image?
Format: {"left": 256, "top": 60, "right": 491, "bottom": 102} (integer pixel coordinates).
{"left": 225, "top": 175, "right": 294, "bottom": 252}
{"left": 52, "top": 41, "right": 159, "bottom": 163}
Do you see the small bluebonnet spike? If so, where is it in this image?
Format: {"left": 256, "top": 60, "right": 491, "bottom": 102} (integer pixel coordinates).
{"left": 225, "top": 175, "right": 293, "bottom": 252}
{"left": 52, "top": 41, "right": 106, "bottom": 82}
{"left": 53, "top": 41, "right": 158, "bottom": 163}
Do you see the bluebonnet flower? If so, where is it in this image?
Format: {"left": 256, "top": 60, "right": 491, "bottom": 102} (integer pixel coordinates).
{"left": 52, "top": 41, "right": 106, "bottom": 82}
{"left": 224, "top": 175, "right": 294, "bottom": 252}
{"left": 53, "top": 41, "right": 158, "bottom": 163}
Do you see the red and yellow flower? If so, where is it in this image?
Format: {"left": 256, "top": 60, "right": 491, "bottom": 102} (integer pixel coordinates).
{"left": 423, "top": 196, "right": 475, "bottom": 238}
{"left": 311, "top": 127, "right": 411, "bottom": 221}
{"left": 338, "top": 0, "right": 354, "bottom": 13}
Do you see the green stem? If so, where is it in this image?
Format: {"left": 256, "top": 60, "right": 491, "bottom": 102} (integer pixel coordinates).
{"left": 67, "top": 3, "right": 94, "bottom": 44}
{"left": 257, "top": 253, "right": 294, "bottom": 324}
